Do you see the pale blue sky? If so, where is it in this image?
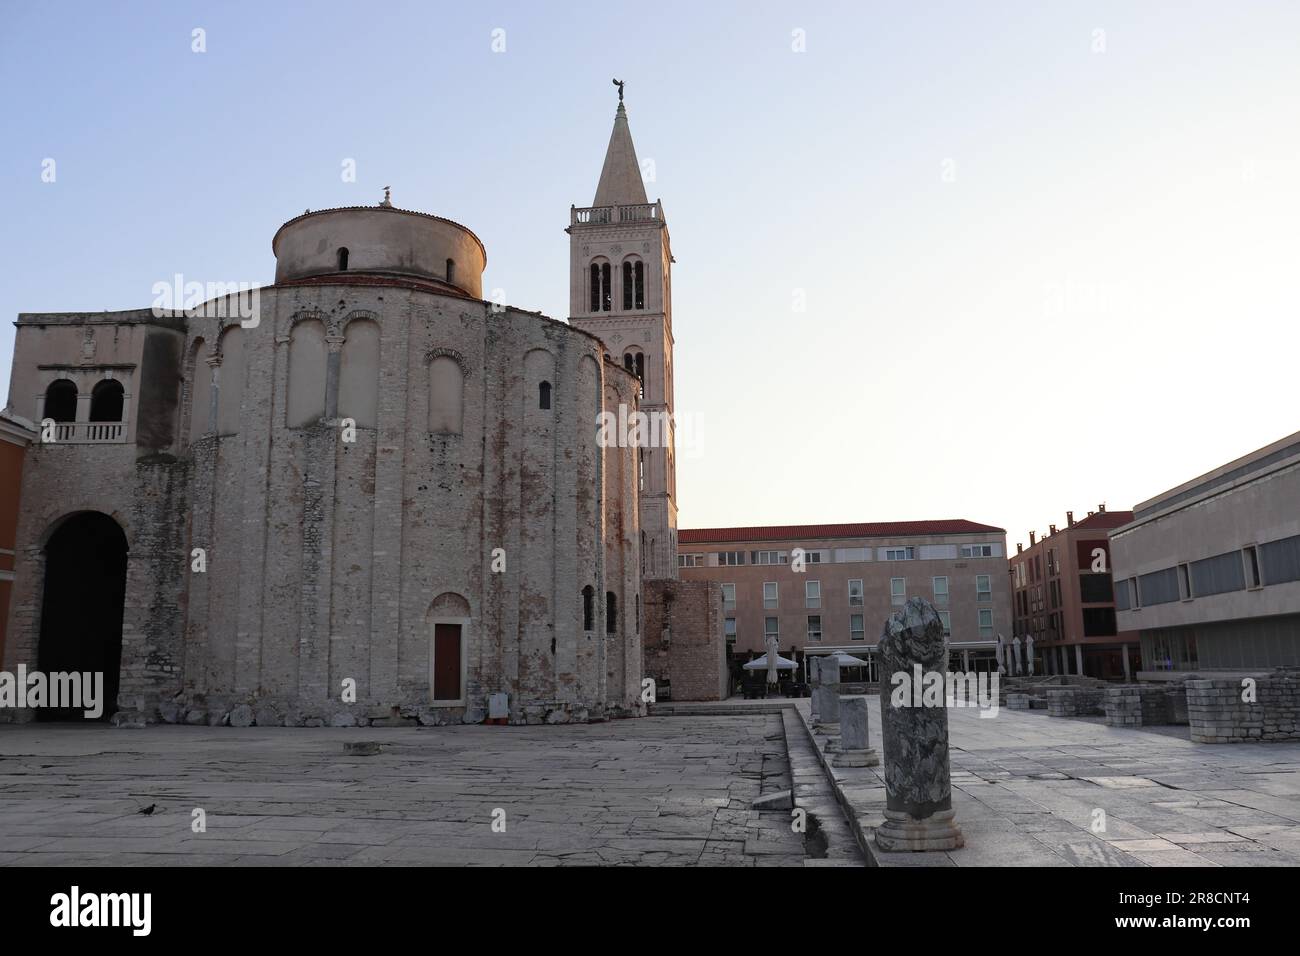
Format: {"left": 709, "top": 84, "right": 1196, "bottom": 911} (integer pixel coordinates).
{"left": 3, "top": 1, "right": 1298, "bottom": 546}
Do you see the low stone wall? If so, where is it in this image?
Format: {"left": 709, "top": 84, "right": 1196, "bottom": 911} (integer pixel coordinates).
{"left": 1186, "top": 677, "right": 1300, "bottom": 743}
{"left": 1103, "top": 685, "right": 1173, "bottom": 727}
{"left": 1047, "top": 687, "right": 1105, "bottom": 717}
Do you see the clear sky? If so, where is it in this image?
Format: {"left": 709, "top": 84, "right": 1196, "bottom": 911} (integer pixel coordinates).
{"left": 3, "top": 1, "right": 1298, "bottom": 549}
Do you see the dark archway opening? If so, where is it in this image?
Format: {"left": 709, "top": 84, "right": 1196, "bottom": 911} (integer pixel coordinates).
{"left": 44, "top": 379, "right": 78, "bottom": 422}
{"left": 37, "top": 512, "right": 128, "bottom": 721}
{"left": 89, "top": 379, "right": 124, "bottom": 422}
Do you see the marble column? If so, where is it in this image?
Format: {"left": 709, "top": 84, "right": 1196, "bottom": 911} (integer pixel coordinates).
{"left": 875, "top": 597, "right": 964, "bottom": 852}
{"left": 833, "top": 695, "right": 879, "bottom": 767}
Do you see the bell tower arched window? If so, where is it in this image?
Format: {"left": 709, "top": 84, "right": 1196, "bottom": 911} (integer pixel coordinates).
{"left": 622, "top": 259, "right": 645, "bottom": 310}
{"left": 589, "top": 261, "right": 612, "bottom": 312}
{"left": 623, "top": 351, "right": 645, "bottom": 398}
{"left": 538, "top": 381, "right": 552, "bottom": 410}
{"left": 337, "top": 247, "right": 349, "bottom": 271}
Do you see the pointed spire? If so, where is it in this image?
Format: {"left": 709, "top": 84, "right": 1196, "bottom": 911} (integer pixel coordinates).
{"left": 593, "top": 101, "right": 648, "bottom": 207}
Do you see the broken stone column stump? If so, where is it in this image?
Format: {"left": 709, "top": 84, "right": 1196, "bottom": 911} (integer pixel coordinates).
{"left": 833, "top": 695, "right": 879, "bottom": 767}
{"left": 814, "top": 662, "right": 841, "bottom": 748}
{"left": 875, "top": 597, "right": 964, "bottom": 852}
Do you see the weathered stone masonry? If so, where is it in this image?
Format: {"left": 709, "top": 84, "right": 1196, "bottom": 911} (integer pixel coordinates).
{"left": 2, "top": 204, "right": 648, "bottom": 727}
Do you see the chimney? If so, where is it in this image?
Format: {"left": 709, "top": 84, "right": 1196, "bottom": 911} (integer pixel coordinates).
{"left": 1017, "top": 543, "right": 1023, "bottom": 554}
{"left": 1049, "top": 524, "right": 1057, "bottom": 535}
{"left": 1087, "top": 511, "right": 1095, "bottom": 517}
{"left": 1029, "top": 531, "right": 1036, "bottom": 545}
{"left": 1066, "top": 510, "right": 1075, "bottom": 527}
{"left": 1099, "top": 503, "right": 1106, "bottom": 513}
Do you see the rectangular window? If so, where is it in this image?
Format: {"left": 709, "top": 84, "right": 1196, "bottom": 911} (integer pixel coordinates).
{"left": 1138, "top": 567, "right": 1179, "bottom": 606}
{"left": 1079, "top": 573, "right": 1114, "bottom": 603}
{"left": 961, "top": 543, "right": 994, "bottom": 558}
{"left": 677, "top": 553, "right": 703, "bottom": 568}
{"left": 939, "top": 610, "right": 952, "bottom": 636}
{"left": 721, "top": 583, "right": 736, "bottom": 606}
{"left": 807, "top": 615, "right": 822, "bottom": 642}
{"left": 724, "top": 617, "right": 736, "bottom": 643}
{"left": 978, "top": 608, "right": 993, "bottom": 639}
{"left": 890, "top": 577, "right": 906, "bottom": 605}
{"left": 753, "top": 550, "right": 787, "bottom": 565}
{"left": 885, "top": 547, "right": 914, "bottom": 561}
{"left": 763, "top": 581, "right": 778, "bottom": 609}
{"left": 1189, "top": 551, "right": 1245, "bottom": 597}
{"left": 932, "top": 576, "right": 949, "bottom": 605}
{"left": 805, "top": 580, "right": 821, "bottom": 608}
{"left": 716, "top": 551, "right": 744, "bottom": 566}
{"left": 848, "top": 579, "right": 864, "bottom": 606}
{"left": 764, "top": 617, "right": 779, "bottom": 639}
{"left": 1178, "top": 563, "right": 1192, "bottom": 600}
{"left": 850, "top": 614, "right": 864, "bottom": 641}
{"left": 797, "top": 549, "right": 822, "bottom": 564}
{"left": 1243, "top": 546, "right": 1262, "bottom": 589}
{"left": 976, "top": 574, "right": 991, "bottom": 602}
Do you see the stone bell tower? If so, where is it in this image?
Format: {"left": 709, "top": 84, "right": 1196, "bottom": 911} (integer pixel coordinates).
{"left": 568, "top": 87, "right": 678, "bottom": 580}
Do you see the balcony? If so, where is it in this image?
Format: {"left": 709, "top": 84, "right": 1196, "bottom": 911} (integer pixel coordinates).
{"left": 571, "top": 201, "right": 662, "bottom": 226}
{"left": 48, "top": 421, "right": 127, "bottom": 444}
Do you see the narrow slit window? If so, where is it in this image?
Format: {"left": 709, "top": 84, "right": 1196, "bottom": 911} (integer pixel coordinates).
{"left": 538, "top": 381, "right": 551, "bottom": 410}
{"left": 337, "top": 247, "right": 349, "bottom": 271}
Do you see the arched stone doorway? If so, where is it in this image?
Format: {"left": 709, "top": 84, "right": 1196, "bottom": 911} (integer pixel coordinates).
{"left": 37, "top": 512, "right": 128, "bottom": 721}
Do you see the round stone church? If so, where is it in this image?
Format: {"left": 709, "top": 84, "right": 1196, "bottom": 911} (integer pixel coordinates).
{"left": 2, "top": 194, "right": 646, "bottom": 726}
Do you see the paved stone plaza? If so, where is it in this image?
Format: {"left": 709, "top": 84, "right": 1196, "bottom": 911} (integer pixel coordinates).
{"left": 2, "top": 703, "right": 1300, "bottom": 866}
{"left": 800, "top": 698, "right": 1300, "bottom": 867}
{"left": 0, "top": 715, "right": 811, "bottom": 866}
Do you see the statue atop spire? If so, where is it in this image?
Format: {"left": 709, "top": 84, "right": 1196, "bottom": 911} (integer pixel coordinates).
{"left": 593, "top": 82, "right": 646, "bottom": 206}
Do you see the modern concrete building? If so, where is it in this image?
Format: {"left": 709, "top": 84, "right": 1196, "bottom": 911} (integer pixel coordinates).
{"left": 1010, "top": 506, "right": 1140, "bottom": 680}
{"left": 677, "top": 521, "right": 1013, "bottom": 684}
{"left": 1110, "top": 430, "right": 1300, "bottom": 678}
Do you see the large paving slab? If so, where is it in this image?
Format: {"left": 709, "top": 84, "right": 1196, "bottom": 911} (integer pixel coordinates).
{"left": 800, "top": 696, "right": 1300, "bottom": 866}
{"left": 0, "top": 715, "right": 826, "bottom": 867}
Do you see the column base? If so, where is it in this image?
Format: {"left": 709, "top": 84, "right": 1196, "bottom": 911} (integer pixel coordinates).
{"left": 833, "top": 748, "right": 879, "bottom": 768}
{"left": 874, "top": 807, "right": 964, "bottom": 851}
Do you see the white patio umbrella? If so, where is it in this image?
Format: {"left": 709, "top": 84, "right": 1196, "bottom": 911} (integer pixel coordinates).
{"left": 743, "top": 653, "right": 798, "bottom": 671}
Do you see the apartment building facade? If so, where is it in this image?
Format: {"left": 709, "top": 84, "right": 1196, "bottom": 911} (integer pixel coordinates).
{"left": 677, "top": 520, "right": 1013, "bottom": 682}
{"left": 1010, "top": 506, "right": 1139, "bottom": 680}
{"left": 1109, "top": 431, "right": 1300, "bottom": 678}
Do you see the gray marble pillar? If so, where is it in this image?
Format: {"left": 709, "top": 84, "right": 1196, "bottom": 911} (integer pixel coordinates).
{"left": 875, "top": 597, "right": 964, "bottom": 852}
{"left": 833, "top": 695, "right": 879, "bottom": 767}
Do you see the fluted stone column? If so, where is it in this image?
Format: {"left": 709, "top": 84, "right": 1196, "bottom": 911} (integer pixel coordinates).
{"left": 833, "top": 695, "right": 879, "bottom": 767}
{"left": 876, "top": 597, "right": 964, "bottom": 851}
